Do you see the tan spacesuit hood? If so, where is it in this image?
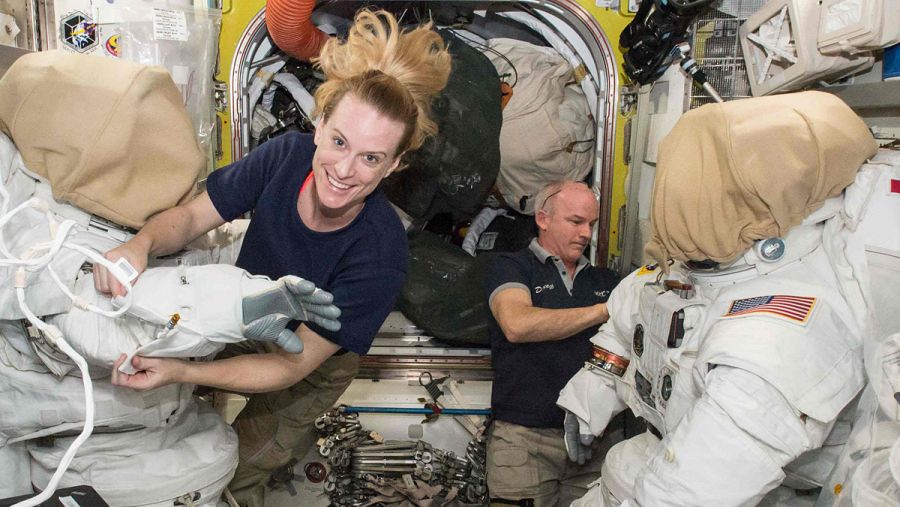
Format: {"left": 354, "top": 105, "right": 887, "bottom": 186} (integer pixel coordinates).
{"left": 645, "top": 91, "right": 876, "bottom": 270}
{"left": 0, "top": 51, "right": 204, "bottom": 229}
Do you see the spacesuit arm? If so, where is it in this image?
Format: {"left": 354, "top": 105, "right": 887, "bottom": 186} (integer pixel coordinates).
{"left": 95, "top": 192, "right": 225, "bottom": 297}
{"left": 558, "top": 327, "right": 629, "bottom": 438}
{"left": 558, "top": 270, "right": 641, "bottom": 440}
{"left": 557, "top": 324, "right": 628, "bottom": 464}
{"left": 112, "top": 323, "right": 340, "bottom": 393}
{"left": 623, "top": 366, "right": 826, "bottom": 507}
{"left": 557, "top": 292, "right": 633, "bottom": 463}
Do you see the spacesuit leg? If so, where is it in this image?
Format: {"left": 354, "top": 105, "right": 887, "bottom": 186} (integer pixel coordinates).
{"left": 589, "top": 430, "right": 662, "bottom": 507}
{"left": 0, "top": 442, "right": 30, "bottom": 498}
{"left": 227, "top": 350, "right": 360, "bottom": 507}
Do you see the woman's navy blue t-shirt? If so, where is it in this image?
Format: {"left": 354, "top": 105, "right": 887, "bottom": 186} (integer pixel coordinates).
{"left": 206, "top": 132, "right": 408, "bottom": 354}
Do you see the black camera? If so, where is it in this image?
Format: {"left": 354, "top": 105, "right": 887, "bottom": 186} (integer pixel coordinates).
{"left": 619, "top": 0, "right": 716, "bottom": 85}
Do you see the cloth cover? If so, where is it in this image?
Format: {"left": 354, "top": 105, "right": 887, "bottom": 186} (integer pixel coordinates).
{"left": 0, "top": 50, "right": 204, "bottom": 229}
{"left": 485, "top": 38, "right": 594, "bottom": 214}
{"left": 646, "top": 91, "right": 876, "bottom": 269}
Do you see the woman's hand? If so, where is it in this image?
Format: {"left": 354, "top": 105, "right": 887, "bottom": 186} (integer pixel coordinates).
{"left": 111, "top": 353, "right": 183, "bottom": 391}
{"left": 93, "top": 238, "right": 150, "bottom": 297}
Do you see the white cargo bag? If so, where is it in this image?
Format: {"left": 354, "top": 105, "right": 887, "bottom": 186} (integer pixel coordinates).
{"left": 818, "top": 0, "right": 900, "bottom": 55}
{"left": 0, "top": 351, "right": 189, "bottom": 443}
{"left": 740, "top": 0, "right": 873, "bottom": 96}
{"left": 485, "top": 38, "right": 594, "bottom": 214}
{"left": 28, "top": 399, "right": 238, "bottom": 507}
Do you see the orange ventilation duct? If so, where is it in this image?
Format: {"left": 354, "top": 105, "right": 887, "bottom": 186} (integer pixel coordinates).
{"left": 265, "top": 0, "right": 329, "bottom": 61}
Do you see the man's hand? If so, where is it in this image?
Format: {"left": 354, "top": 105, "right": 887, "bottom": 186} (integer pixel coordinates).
{"left": 94, "top": 240, "right": 150, "bottom": 297}
{"left": 564, "top": 410, "right": 595, "bottom": 465}
{"left": 241, "top": 276, "right": 341, "bottom": 353}
{"left": 111, "top": 353, "right": 182, "bottom": 391}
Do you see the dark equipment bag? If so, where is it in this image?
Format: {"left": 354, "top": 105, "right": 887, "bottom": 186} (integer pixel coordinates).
{"left": 383, "top": 29, "right": 502, "bottom": 223}
{"left": 474, "top": 210, "right": 537, "bottom": 255}
{"left": 399, "top": 231, "right": 492, "bottom": 346}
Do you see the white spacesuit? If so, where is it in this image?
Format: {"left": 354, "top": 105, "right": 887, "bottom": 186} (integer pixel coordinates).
{"left": 814, "top": 149, "right": 900, "bottom": 505}
{"left": 557, "top": 91, "right": 888, "bottom": 506}
{"left": 0, "top": 52, "right": 340, "bottom": 505}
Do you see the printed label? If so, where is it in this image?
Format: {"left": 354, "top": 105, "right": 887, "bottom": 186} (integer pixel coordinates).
{"left": 153, "top": 8, "right": 188, "bottom": 42}
{"left": 476, "top": 232, "right": 499, "bottom": 251}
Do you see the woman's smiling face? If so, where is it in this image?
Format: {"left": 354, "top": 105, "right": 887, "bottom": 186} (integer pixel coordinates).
{"left": 311, "top": 93, "right": 405, "bottom": 217}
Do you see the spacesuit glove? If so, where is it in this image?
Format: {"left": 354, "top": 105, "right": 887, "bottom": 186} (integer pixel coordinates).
{"left": 241, "top": 276, "right": 341, "bottom": 352}
{"left": 242, "top": 314, "right": 305, "bottom": 353}
{"left": 564, "top": 410, "right": 595, "bottom": 465}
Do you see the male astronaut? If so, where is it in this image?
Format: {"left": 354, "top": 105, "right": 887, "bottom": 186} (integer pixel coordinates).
{"left": 557, "top": 90, "right": 878, "bottom": 506}
{"left": 485, "top": 180, "right": 619, "bottom": 506}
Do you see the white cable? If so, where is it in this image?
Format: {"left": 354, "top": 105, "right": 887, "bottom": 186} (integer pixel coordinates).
{"left": 1, "top": 192, "right": 135, "bottom": 314}
{"left": 0, "top": 209, "right": 78, "bottom": 269}
{"left": 272, "top": 73, "right": 316, "bottom": 121}
{"left": 12, "top": 289, "right": 95, "bottom": 507}
{"left": 2, "top": 158, "right": 99, "bottom": 506}
{"left": 12, "top": 343, "right": 93, "bottom": 507}
{"left": 64, "top": 243, "right": 135, "bottom": 311}
{"left": 46, "top": 263, "right": 130, "bottom": 318}
{"left": 0, "top": 177, "right": 11, "bottom": 212}
{"left": 0, "top": 196, "right": 42, "bottom": 259}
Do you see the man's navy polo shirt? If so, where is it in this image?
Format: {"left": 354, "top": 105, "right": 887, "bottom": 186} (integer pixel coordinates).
{"left": 485, "top": 239, "right": 618, "bottom": 428}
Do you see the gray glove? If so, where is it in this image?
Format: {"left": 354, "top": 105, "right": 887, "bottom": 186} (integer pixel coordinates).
{"left": 241, "top": 276, "right": 341, "bottom": 353}
{"left": 564, "top": 410, "right": 595, "bottom": 465}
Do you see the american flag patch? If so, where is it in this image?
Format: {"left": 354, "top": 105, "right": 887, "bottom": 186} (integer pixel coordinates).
{"left": 723, "top": 295, "right": 817, "bottom": 324}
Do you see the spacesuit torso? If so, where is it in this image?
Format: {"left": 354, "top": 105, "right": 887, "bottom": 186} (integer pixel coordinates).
{"left": 621, "top": 237, "right": 862, "bottom": 440}
{"left": 560, "top": 216, "right": 867, "bottom": 507}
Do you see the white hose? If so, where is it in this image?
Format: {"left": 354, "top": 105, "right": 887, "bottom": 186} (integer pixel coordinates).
{"left": 1, "top": 155, "right": 123, "bottom": 504}
{"left": 59, "top": 243, "right": 135, "bottom": 316}
{"left": 272, "top": 73, "right": 316, "bottom": 121}
{"left": 12, "top": 291, "right": 95, "bottom": 507}
{"left": 0, "top": 193, "right": 135, "bottom": 314}
{"left": 0, "top": 182, "right": 11, "bottom": 256}
{"left": 0, "top": 200, "right": 78, "bottom": 269}
{"left": 0, "top": 197, "right": 47, "bottom": 260}
{"left": 11, "top": 339, "right": 93, "bottom": 507}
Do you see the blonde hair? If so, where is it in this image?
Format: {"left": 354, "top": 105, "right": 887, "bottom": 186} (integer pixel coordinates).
{"left": 312, "top": 10, "right": 451, "bottom": 163}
